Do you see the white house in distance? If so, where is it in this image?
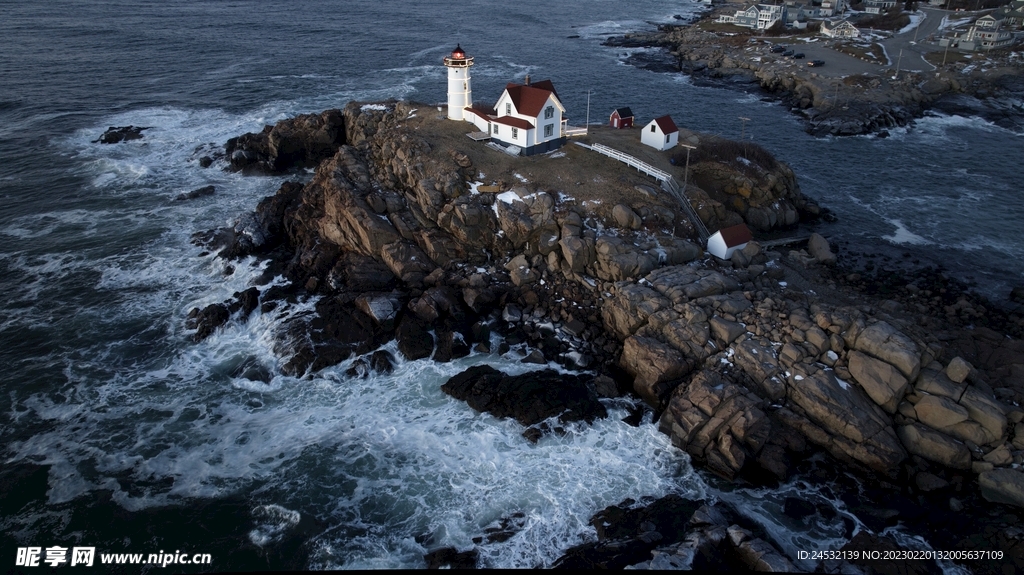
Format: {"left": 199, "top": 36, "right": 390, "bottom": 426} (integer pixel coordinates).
{"left": 707, "top": 224, "right": 753, "bottom": 260}
{"left": 821, "top": 19, "right": 860, "bottom": 39}
{"left": 457, "top": 73, "right": 568, "bottom": 156}
{"left": 718, "top": 4, "right": 788, "bottom": 30}
{"left": 641, "top": 115, "right": 679, "bottom": 151}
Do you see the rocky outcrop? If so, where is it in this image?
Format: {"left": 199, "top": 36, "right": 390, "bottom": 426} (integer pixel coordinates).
{"left": 440, "top": 365, "right": 607, "bottom": 437}
{"left": 94, "top": 125, "right": 147, "bottom": 144}
{"left": 225, "top": 109, "right": 346, "bottom": 173}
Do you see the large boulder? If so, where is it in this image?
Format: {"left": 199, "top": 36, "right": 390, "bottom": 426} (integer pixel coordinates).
{"left": 896, "top": 423, "right": 971, "bottom": 470}
{"left": 226, "top": 109, "right": 345, "bottom": 173}
{"left": 978, "top": 469, "right": 1024, "bottom": 508}
{"left": 621, "top": 336, "right": 694, "bottom": 407}
{"left": 852, "top": 321, "right": 921, "bottom": 382}
{"left": 847, "top": 350, "right": 909, "bottom": 414}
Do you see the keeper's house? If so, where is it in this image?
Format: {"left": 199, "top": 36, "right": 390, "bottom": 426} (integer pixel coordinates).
{"left": 464, "top": 78, "right": 568, "bottom": 156}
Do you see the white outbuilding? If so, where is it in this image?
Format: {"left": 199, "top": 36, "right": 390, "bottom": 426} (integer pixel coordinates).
{"left": 707, "top": 224, "right": 753, "bottom": 260}
{"left": 641, "top": 115, "right": 679, "bottom": 151}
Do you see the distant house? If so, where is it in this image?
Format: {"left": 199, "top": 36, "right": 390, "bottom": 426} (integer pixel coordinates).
{"left": 718, "top": 4, "right": 788, "bottom": 30}
{"left": 707, "top": 224, "right": 753, "bottom": 260}
{"left": 862, "top": 0, "right": 897, "bottom": 14}
{"left": 610, "top": 107, "right": 634, "bottom": 129}
{"left": 974, "top": 13, "right": 1003, "bottom": 29}
{"left": 819, "top": 0, "right": 846, "bottom": 17}
{"left": 641, "top": 115, "right": 678, "bottom": 151}
{"left": 464, "top": 78, "right": 567, "bottom": 156}
{"left": 998, "top": 1, "right": 1024, "bottom": 28}
{"left": 821, "top": 19, "right": 860, "bottom": 39}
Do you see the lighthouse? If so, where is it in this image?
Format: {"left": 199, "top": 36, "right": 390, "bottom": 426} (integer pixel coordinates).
{"left": 443, "top": 44, "right": 473, "bottom": 121}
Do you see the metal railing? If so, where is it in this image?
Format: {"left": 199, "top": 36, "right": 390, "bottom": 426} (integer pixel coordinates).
{"left": 574, "top": 141, "right": 709, "bottom": 246}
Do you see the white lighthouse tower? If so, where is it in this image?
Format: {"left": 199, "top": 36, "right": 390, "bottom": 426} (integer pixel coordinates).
{"left": 443, "top": 44, "right": 473, "bottom": 121}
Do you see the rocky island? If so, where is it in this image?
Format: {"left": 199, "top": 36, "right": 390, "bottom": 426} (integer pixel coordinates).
{"left": 185, "top": 100, "right": 1024, "bottom": 571}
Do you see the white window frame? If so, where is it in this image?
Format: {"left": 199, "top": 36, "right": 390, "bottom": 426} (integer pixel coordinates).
{"left": 512, "top": 127, "right": 519, "bottom": 139}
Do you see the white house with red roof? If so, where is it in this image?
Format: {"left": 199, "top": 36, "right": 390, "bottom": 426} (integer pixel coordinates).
{"left": 641, "top": 115, "right": 679, "bottom": 151}
{"left": 462, "top": 77, "right": 567, "bottom": 156}
{"left": 707, "top": 223, "right": 753, "bottom": 260}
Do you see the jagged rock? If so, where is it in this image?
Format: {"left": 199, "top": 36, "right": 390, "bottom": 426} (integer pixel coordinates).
{"left": 370, "top": 350, "right": 395, "bottom": 373}
{"left": 440, "top": 365, "right": 606, "bottom": 428}
{"left": 187, "top": 303, "right": 230, "bottom": 342}
{"left": 708, "top": 316, "right": 746, "bottom": 346}
{"left": 424, "top": 547, "right": 477, "bottom": 569}
{"left": 94, "top": 125, "right": 147, "bottom": 144}
{"left": 897, "top": 423, "right": 971, "bottom": 470}
{"left": 175, "top": 185, "right": 216, "bottom": 201}
{"left": 847, "top": 350, "right": 909, "bottom": 414}
{"left": 355, "top": 293, "right": 402, "bottom": 330}
{"left": 787, "top": 370, "right": 906, "bottom": 474}
{"left": 726, "top": 526, "right": 795, "bottom": 572}
{"left": 395, "top": 314, "right": 433, "bottom": 360}
{"left": 594, "top": 236, "right": 657, "bottom": 282}
{"left": 225, "top": 109, "right": 345, "bottom": 173}
{"left": 732, "top": 338, "right": 785, "bottom": 400}
{"left": 601, "top": 284, "right": 671, "bottom": 340}
{"left": 659, "top": 370, "right": 771, "bottom": 480}
{"left": 621, "top": 335, "right": 693, "bottom": 407}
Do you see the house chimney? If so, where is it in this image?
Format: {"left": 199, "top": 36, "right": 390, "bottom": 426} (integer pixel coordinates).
{"left": 524, "top": 74, "right": 530, "bottom": 86}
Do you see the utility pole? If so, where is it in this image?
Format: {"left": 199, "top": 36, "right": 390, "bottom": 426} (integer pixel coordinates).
{"left": 894, "top": 48, "right": 904, "bottom": 79}
{"left": 585, "top": 89, "right": 591, "bottom": 132}
{"left": 738, "top": 116, "right": 750, "bottom": 140}
{"left": 942, "top": 40, "right": 950, "bottom": 66}
{"left": 678, "top": 143, "right": 696, "bottom": 188}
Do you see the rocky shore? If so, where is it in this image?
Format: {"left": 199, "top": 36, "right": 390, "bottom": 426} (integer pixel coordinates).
{"left": 604, "top": 22, "right": 1024, "bottom": 137}
{"left": 187, "top": 103, "right": 1024, "bottom": 571}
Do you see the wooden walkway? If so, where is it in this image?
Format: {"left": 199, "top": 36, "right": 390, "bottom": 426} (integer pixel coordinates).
{"left": 574, "top": 141, "right": 710, "bottom": 245}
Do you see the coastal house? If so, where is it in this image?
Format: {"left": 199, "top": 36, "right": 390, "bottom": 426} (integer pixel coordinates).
{"left": 463, "top": 77, "right": 568, "bottom": 156}
{"left": 718, "top": 3, "right": 788, "bottom": 30}
{"left": 640, "top": 115, "right": 678, "bottom": 151}
{"left": 974, "top": 13, "right": 1003, "bottom": 29}
{"left": 819, "top": 0, "right": 846, "bottom": 17}
{"left": 609, "top": 107, "right": 635, "bottom": 129}
{"left": 940, "top": 23, "right": 1015, "bottom": 51}
{"left": 821, "top": 19, "right": 860, "bottom": 39}
{"left": 997, "top": 1, "right": 1024, "bottom": 28}
{"left": 862, "top": 0, "right": 897, "bottom": 14}
{"left": 707, "top": 224, "right": 753, "bottom": 260}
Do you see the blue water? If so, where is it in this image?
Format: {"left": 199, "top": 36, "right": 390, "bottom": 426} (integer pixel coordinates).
{"left": 0, "top": 0, "right": 1019, "bottom": 569}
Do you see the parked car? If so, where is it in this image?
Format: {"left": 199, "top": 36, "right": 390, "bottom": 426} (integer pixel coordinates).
{"left": 808, "top": 59, "right": 825, "bottom": 67}
{"left": 783, "top": 49, "right": 794, "bottom": 57}
{"left": 770, "top": 45, "right": 786, "bottom": 53}
{"left": 793, "top": 52, "right": 805, "bottom": 59}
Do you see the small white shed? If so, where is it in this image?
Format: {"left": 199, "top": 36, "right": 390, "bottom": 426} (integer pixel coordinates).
{"left": 641, "top": 115, "right": 679, "bottom": 151}
{"left": 707, "top": 224, "right": 753, "bottom": 260}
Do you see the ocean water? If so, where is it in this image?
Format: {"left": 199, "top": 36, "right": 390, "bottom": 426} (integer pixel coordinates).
{"left": 0, "top": 0, "right": 1018, "bottom": 569}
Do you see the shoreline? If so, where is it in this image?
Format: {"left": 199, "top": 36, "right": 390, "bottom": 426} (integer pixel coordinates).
{"left": 176, "top": 102, "right": 1024, "bottom": 569}
{"left": 603, "top": 6, "right": 1024, "bottom": 137}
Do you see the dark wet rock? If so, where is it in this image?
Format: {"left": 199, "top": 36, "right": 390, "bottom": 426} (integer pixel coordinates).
{"left": 228, "top": 287, "right": 260, "bottom": 318}
{"left": 395, "top": 314, "right": 433, "bottom": 361}
{"left": 369, "top": 349, "right": 395, "bottom": 374}
{"left": 278, "top": 297, "right": 389, "bottom": 376}
{"left": 441, "top": 365, "right": 607, "bottom": 429}
{"left": 433, "top": 325, "right": 470, "bottom": 363}
{"left": 423, "top": 547, "right": 477, "bottom": 569}
{"left": 552, "top": 494, "right": 703, "bottom": 569}
{"left": 198, "top": 156, "right": 214, "bottom": 168}
{"left": 225, "top": 109, "right": 345, "bottom": 173}
{"left": 186, "top": 303, "right": 230, "bottom": 342}
{"left": 94, "top": 125, "right": 148, "bottom": 144}
{"left": 174, "top": 185, "right": 216, "bottom": 201}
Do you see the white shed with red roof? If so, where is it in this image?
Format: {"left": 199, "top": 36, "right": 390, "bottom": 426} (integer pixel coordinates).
{"left": 707, "top": 223, "right": 753, "bottom": 260}
{"left": 641, "top": 115, "right": 679, "bottom": 151}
